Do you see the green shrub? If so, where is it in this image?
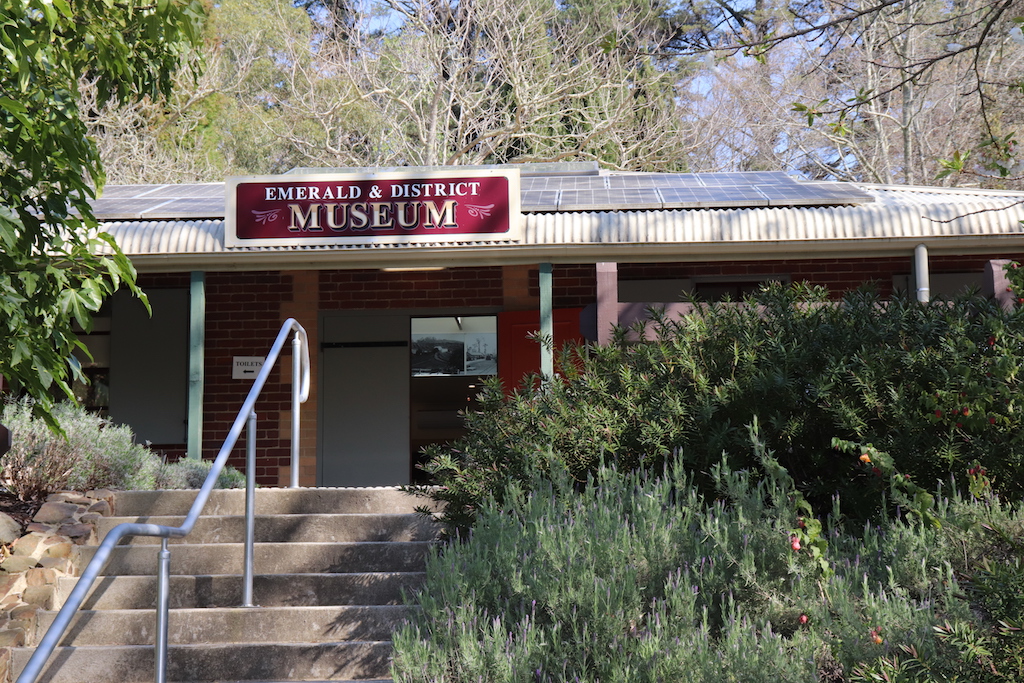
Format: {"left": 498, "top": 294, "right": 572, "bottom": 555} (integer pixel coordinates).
{"left": 0, "top": 399, "right": 244, "bottom": 498}
{"left": 159, "top": 456, "right": 247, "bottom": 489}
{"left": 393, "top": 434, "right": 1024, "bottom": 683}
{"left": 416, "top": 282, "right": 1024, "bottom": 535}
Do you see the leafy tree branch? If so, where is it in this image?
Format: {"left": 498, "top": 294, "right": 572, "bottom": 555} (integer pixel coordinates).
{"left": 0, "top": 0, "right": 206, "bottom": 426}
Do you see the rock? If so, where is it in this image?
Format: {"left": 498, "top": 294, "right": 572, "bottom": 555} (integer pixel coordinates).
{"left": 0, "top": 513, "right": 21, "bottom": 545}
{"left": 41, "top": 537, "right": 72, "bottom": 560}
{"left": 22, "top": 585, "right": 54, "bottom": 610}
{"left": 0, "top": 628, "right": 24, "bottom": 647}
{"left": 8, "top": 604, "right": 35, "bottom": 621}
{"left": 25, "top": 568, "right": 56, "bottom": 587}
{"left": 46, "top": 492, "right": 93, "bottom": 506}
{"left": 0, "top": 646, "right": 11, "bottom": 682}
{"left": 0, "top": 556, "right": 39, "bottom": 573}
{"left": 24, "top": 522, "right": 53, "bottom": 534}
{"left": 86, "top": 500, "right": 111, "bottom": 516}
{"left": 87, "top": 489, "right": 115, "bottom": 510}
{"left": 32, "top": 502, "right": 81, "bottom": 525}
{"left": 79, "top": 512, "right": 102, "bottom": 525}
{"left": 8, "top": 604, "right": 37, "bottom": 634}
{"left": 10, "top": 533, "right": 45, "bottom": 558}
{"left": 0, "top": 575, "right": 25, "bottom": 602}
{"left": 37, "top": 557, "right": 72, "bottom": 574}
{"left": 57, "top": 523, "right": 95, "bottom": 545}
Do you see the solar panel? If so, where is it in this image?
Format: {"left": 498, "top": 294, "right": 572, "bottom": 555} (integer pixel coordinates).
{"left": 559, "top": 188, "right": 662, "bottom": 211}
{"left": 142, "top": 197, "right": 226, "bottom": 218}
{"left": 698, "top": 171, "right": 796, "bottom": 186}
{"left": 98, "top": 185, "right": 167, "bottom": 198}
{"left": 521, "top": 175, "right": 608, "bottom": 192}
{"left": 91, "top": 171, "right": 873, "bottom": 220}
{"left": 610, "top": 174, "right": 702, "bottom": 189}
{"left": 90, "top": 198, "right": 176, "bottom": 220}
{"left": 521, "top": 190, "right": 560, "bottom": 212}
{"left": 659, "top": 186, "right": 769, "bottom": 209}
{"left": 521, "top": 172, "right": 873, "bottom": 211}
{"left": 92, "top": 185, "right": 226, "bottom": 219}
{"left": 144, "top": 184, "right": 226, "bottom": 199}
{"left": 798, "top": 182, "right": 874, "bottom": 203}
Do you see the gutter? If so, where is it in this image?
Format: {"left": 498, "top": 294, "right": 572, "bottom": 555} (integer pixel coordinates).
{"left": 124, "top": 233, "right": 1024, "bottom": 273}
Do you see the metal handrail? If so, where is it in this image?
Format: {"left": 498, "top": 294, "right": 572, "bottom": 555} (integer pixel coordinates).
{"left": 16, "top": 318, "right": 310, "bottom": 683}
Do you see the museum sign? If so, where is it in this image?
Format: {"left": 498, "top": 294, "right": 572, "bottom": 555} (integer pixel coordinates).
{"left": 225, "top": 168, "right": 520, "bottom": 247}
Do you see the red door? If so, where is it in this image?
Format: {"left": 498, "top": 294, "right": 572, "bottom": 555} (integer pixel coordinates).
{"left": 497, "top": 308, "right": 584, "bottom": 392}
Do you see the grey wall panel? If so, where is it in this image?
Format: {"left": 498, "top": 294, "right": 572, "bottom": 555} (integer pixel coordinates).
{"left": 109, "top": 289, "right": 189, "bottom": 445}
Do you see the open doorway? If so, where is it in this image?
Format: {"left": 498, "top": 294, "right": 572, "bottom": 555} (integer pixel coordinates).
{"left": 318, "top": 312, "right": 497, "bottom": 487}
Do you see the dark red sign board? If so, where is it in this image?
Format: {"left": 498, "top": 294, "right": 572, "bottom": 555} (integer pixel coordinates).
{"left": 226, "top": 170, "right": 520, "bottom": 247}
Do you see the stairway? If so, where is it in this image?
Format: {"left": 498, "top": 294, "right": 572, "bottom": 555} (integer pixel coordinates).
{"left": 10, "top": 487, "right": 438, "bottom": 683}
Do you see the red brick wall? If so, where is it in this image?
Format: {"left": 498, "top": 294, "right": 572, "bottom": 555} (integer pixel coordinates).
{"left": 201, "top": 272, "right": 295, "bottom": 483}
{"left": 524, "top": 265, "right": 598, "bottom": 308}
{"left": 320, "top": 267, "right": 504, "bottom": 309}
{"left": 139, "top": 254, "right": 1024, "bottom": 484}
{"left": 136, "top": 273, "right": 191, "bottom": 289}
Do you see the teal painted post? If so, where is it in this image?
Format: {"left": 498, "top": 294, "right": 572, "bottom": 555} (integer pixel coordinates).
{"left": 539, "top": 263, "right": 553, "bottom": 380}
{"left": 187, "top": 271, "right": 206, "bottom": 460}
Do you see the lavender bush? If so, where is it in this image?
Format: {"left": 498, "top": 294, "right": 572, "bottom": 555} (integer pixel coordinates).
{"left": 394, "top": 431, "right": 1024, "bottom": 682}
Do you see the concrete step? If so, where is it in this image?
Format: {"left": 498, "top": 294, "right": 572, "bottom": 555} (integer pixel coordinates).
{"left": 97, "top": 513, "right": 439, "bottom": 545}
{"left": 11, "top": 487, "right": 436, "bottom": 683}
{"left": 59, "top": 572, "right": 425, "bottom": 610}
{"left": 75, "top": 541, "right": 432, "bottom": 575}
{"left": 11, "top": 641, "right": 393, "bottom": 682}
{"left": 112, "top": 488, "right": 437, "bottom": 517}
{"left": 36, "top": 605, "right": 413, "bottom": 646}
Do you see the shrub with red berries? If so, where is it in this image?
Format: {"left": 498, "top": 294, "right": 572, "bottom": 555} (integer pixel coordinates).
{"left": 420, "top": 281, "right": 1024, "bottom": 536}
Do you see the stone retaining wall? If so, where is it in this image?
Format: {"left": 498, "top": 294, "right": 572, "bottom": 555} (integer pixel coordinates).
{"left": 0, "top": 490, "right": 114, "bottom": 681}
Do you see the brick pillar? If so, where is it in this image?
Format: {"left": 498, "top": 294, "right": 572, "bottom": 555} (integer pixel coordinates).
{"left": 984, "top": 259, "right": 1016, "bottom": 311}
{"left": 503, "top": 264, "right": 537, "bottom": 310}
{"left": 278, "top": 270, "right": 319, "bottom": 486}
{"left": 596, "top": 262, "right": 619, "bottom": 346}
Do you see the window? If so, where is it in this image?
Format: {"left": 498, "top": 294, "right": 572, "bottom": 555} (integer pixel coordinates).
{"left": 71, "top": 312, "right": 111, "bottom": 416}
{"left": 410, "top": 316, "right": 497, "bottom": 377}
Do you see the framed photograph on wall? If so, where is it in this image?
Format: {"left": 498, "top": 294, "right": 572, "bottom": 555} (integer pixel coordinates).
{"left": 411, "top": 316, "right": 497, "bottom": 377}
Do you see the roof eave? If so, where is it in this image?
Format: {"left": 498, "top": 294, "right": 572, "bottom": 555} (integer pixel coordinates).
{"left": 127, "top": 233, "right": 1024, "bottom": 273}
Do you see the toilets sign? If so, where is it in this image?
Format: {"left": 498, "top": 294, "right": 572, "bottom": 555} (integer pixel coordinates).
{"left": 226, "top": 168, "right": 520, "bottom": 247}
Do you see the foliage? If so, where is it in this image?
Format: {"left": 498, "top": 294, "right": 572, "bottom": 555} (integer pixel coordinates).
{"left": 1004, "top": 260, "right": 1024, "bottom": 301}
{"left": 415, "top": 283, "right": 1024, "bottom": 536}
{"left": 394, "top": 439, "right": 1024, "bottom": 682}
{"left": 159, "top": 456, "right": 247, "bottom": 489}
{"left": 0, "top": 0, "right": 205, "bottom": 426}
{"left": 80, "top": 0, "right": 1024, "bottom": 182}
{"left": 684, "top": 0, "right": 1024, "bottom": 185}
{"left": 0, "top": 399, "right": 243, "bottom": 500}
{"left": 89, "top": 0, "right": 705, "bottom": 176}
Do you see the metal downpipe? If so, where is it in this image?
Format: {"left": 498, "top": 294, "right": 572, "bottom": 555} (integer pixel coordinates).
{"left": 915, "top": 243, "right": 930, "bottom": 303}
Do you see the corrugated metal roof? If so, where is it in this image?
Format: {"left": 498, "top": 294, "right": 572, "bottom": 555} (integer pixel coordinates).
{"left": 95, "top": 182, "right": 1024, "bottom": 271}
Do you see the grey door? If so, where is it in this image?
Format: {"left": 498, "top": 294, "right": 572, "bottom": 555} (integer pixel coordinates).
{"left": 319, "top": 314, "right": 410, "bottom": 486}
{"left": 109, "top": 289, "right": 188, "bottom": 445}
